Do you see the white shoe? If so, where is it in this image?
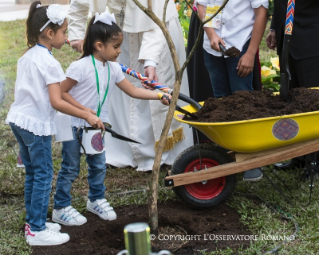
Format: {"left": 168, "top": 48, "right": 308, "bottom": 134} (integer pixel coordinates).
{"left": 26, "top": 228, "right": 70, "bottom": 246}
{"left": 25, "top": 222, "right": 61, "bottom": 238}
{"left": 87, "top": 198, "right": 117, "bottom": 221}
{"left": 52, "top": 206, "right": 87, "bottom": 226}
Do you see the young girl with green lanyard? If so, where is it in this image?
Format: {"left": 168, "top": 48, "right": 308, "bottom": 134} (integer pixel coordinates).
{"left": 52, "top": 11, "right": 170, "bottom": 226}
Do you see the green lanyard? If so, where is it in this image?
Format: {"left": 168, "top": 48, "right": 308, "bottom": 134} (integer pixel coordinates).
{"left": 91, "top": 54, "right": 110, "bottom": 117}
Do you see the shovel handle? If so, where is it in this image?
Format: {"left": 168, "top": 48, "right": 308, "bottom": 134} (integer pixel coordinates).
{"left": 158, "top": 93, "right": 171, "bottom": 104}
{"left": 280, "top": 0, "right": 295, "bottom": 99}
{"left": 219, "top": 43, "right": 227, "bottom": 54}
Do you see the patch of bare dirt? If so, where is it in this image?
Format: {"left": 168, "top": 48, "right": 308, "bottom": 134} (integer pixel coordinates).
{"left": 31, "top": 200, "right": 252, "bottom": 255}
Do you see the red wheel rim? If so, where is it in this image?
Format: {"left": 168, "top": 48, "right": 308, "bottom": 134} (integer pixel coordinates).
{"left": 184, "top": 158, "right": 226, "bottom": 200}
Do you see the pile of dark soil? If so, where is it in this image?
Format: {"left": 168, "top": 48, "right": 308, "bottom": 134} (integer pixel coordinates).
{"left": 225, "top": 46, "right": 241, "bottom": 57}
{"left": 31, "top": 200, "right": 252, "bottom": 255}
{"left": 185, "top": 88, "right": 319, "bottom": 122}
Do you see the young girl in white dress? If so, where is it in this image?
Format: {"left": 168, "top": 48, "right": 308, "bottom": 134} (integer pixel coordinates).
{"left": 5, "top": 1, "right": 104, "bottom": 246}
{"left": 52, "top": 11, "right": 170, "bottom": 226}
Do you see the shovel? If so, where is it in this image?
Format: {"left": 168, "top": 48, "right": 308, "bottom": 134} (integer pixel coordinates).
{"left": 280, "top": 0, "right": 295, "bottom": 99}
{"left": 219, "top": 43, "right": 241, "bottom": 57}
{"left": 104, "top": 123, "right": 141, "bottom": 144}
{"left": 158, "top": 93, "right": 199, "bottom": 119}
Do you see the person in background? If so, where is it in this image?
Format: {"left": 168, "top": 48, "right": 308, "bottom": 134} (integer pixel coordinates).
{"left": 196, "top": 0, "right": 268, "bottom": 181}
{"left": 186, "top": 0, "right": 262, "bottom": 143}
{"left": 186, "top": 0, "right": 263, "bottom": 144}
{"left": 266, "top": 0, "right": 319, "bottom": 171}
{"left": 67, "top": 0, "right": 193, "bottom": 172}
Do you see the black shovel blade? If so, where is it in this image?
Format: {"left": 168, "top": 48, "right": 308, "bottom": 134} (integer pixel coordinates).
{"left": 176, "top": 105, "right": 198, "bottom": 119}
{"left": 280, "top": 73, "right": 289, "bottom": 99}
{"left": 104, "top": 125, "right": 141, "bottom": 144}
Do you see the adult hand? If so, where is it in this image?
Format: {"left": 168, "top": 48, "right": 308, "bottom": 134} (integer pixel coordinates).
{"left": 70, "top": 40, "right": 84, "bottom": 53}
{"left": 266, "top": 31, "right": 276, "bottom": 50}
{"left": 237, "top": 52, "right": 255, "bottom": 77}
{"left": 142, "top": 66, "right": 158, "bottom": 90}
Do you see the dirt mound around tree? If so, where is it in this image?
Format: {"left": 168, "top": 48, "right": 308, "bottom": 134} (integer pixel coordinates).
{"left": 31, "top": 200, "right": 252, "bottom": 255}
{"left": 185, "top": 88, "right": 319, "bottom": 123}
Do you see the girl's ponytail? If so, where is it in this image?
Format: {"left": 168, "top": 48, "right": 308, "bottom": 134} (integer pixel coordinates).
{"left": 25, "top": 1, "right": 61, "bottom": 48}
{"left": 26, "top": 1, "right": 41, "bottom": 48}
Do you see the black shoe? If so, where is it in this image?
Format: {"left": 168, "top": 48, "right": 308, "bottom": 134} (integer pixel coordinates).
{"left": 243, "top": 168, "right": 263, "bottom": 182}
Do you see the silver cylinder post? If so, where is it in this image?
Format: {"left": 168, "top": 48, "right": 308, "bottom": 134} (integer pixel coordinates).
{"left": 124, "top": 222, "right": 151, "bottom": 255}
{"left": 117, "top": 222, "right": 171, "bottom": 255}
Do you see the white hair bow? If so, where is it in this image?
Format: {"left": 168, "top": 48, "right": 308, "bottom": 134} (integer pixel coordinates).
{"left": 93, "top": 11, "right": 116, "bottom": 26}
{"left": 39, "top": 4, "right": 66, "bottom": 32}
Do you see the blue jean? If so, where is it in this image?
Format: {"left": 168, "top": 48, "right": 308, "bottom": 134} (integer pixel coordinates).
{"left": 204, "top": 40, "right": 253, "bottom": 98}
{"left": 54, "top": 127, "right": 106, "bottom": 209}
{"left": 10, "top": 123, "right": 53, "bottom": 232}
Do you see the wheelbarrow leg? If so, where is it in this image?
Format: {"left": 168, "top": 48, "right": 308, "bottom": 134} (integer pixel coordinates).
{"left": 259, "top": 168, "right": 294, "bottom": 206}
{"left": 194, "top": 129, "right": 202, "bottom": 170}
{"left": 307, "top": 153, "right": 317, "bottom": 205}
{"left": 269, "top": 169, "right": 294, "bottom": 198}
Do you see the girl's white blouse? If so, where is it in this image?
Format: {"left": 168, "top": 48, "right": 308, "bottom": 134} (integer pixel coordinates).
{"left": 6, "top": 45, "right": 65, "bottom": 136}
{"left": 65, "top": 56, "right": 125, "bottom": 127}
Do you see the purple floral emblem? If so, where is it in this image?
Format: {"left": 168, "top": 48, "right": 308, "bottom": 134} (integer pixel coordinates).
{"left": 272, "top": 118, "right": 299, "bottom": 141}
{"left": 91, "top": 132, "right": 103, "bottom": 152}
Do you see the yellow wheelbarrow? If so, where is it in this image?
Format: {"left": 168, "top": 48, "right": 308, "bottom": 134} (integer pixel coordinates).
{"left": 165, "top": 103, "right": 319, "bottom": 209}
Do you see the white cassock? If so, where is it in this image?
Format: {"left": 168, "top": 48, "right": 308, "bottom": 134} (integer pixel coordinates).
{"left": 68, "top": 0, "right": 193, "bottom": 171}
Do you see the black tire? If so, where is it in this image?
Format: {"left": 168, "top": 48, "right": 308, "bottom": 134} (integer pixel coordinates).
{"left": 171, "top": 144, "right": 236, "bottom": 209}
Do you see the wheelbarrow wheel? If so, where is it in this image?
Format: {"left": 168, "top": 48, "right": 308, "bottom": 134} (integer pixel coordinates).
{"left": 171, "top": 144, "right": 236, "bottom": 209}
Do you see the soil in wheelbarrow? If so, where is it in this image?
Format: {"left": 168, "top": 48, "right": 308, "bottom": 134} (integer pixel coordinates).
{"left": 31, "top": 200, "right": 252, "bottom": 255}
{"left": 184, "top": 87, "right": 319, "bottom": 122}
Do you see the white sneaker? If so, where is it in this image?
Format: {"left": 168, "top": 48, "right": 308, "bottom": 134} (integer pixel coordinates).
{"left": 52, "top": 206, "right": 87, "bottom": 226}
{"left": 25, "top": 223, "right": 61, "bottom": 238}
{"left": 87, "top": 198, "right": 117, "bottom": 221}
{"left": 26, "top": 228, "right": 70, "bottom": 246}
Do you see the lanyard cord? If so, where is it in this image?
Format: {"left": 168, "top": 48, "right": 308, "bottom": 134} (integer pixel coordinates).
{"left": 91, "top": 55, "right": 110, "bottom": 117}
{"left": 36, "top": 43, "right": 52, "bottom": 55}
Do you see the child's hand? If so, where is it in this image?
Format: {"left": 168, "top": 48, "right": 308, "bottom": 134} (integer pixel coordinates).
{"left": 84, "top": 107, "right": 96, "bottom": 115}
{"left": 158, "top": 93, "right": 171, "bottom": 106}
{"left": 86, "top": 113, "right": 105, "bottom": 130}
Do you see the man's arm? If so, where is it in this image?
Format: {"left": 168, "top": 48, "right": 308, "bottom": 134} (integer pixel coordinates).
{"left": 197, "top": 1, "right": 225, "bottom": 51}
{"left": 138, "top": 28, "right": 166, "bottom": 82}
{"left": 68, "top": 0, "right": 90, "bottom": 52}
{"left": 266, "top": 10, "right": 277, "bottom": 50}
{"left": 237, "top": 5, "right": 268, "bottom": 77}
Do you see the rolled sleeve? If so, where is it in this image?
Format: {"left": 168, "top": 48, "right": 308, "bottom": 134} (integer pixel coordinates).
{"left": 251, "top": 0, "right": 269, "bottom": 9}
{"left": 138, "top": 28, "right": 165, "bottom": 64}
{"left": 44, "top": 62, "right": 66, "bottom": 85}
{"left": 68, "top": 0, "right": 90, "bottom": 41}
{"left": 196, "top": 0, "right": 210, "bottom": 7}
{"left": 65, "top": 61, "right": 83, "bottom": 83}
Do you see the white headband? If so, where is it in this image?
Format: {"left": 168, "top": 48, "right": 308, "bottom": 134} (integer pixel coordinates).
{"left": 40, "top": 4, "right": 66, "bottom": 32}
{"left": 93, "top": 11, "right": 116, "bottom": 26}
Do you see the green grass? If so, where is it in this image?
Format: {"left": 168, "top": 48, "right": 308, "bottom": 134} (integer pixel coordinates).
{"left": 1, "top": 19, "right": 318, "bottom": 255}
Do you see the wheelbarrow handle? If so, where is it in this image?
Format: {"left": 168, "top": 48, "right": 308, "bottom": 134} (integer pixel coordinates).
{"left": 280, "top": 0, "right": 295, "bottom": 99}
